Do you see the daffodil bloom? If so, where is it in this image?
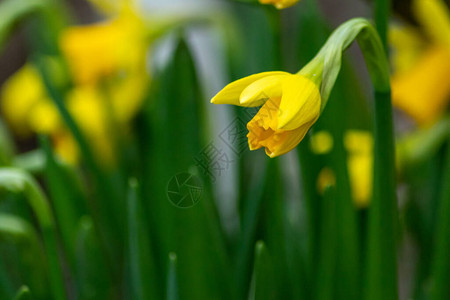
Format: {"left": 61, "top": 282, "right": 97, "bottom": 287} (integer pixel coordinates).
{"left": 212, "top": 72, "right": 321, "bottom": 157}
{"left": 211, "top": 18, "right": 389, "bottom": 158}
{"left": 390, "top": 0, "right": 450, "bottom": 125}
{"left": 259, "top": 0, "right": 300, "bottom": 10}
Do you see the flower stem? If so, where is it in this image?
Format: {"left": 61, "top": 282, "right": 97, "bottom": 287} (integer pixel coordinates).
{"left": 365, "top": 90, "right": 398, "bottom": 300}
{"left": 365, "top": 1, "right": 398, "bottom": 299}
{"left": 430, "top": 142, "right": 450, "bottom": 300}
{"left": 374, "top": 0, "right": 390, "bottom": 52}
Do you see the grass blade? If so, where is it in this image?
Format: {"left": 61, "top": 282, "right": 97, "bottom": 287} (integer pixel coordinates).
{"left": 13, "top": 286, "right": 32, "bottom": 300}
{"left": 430, "top": 142, "right": 450, "bottom": 300}
{"left": 167, "top": 253, "right": 179, "bottom": 300}
{"left": 126, "top": 178, "right": 160, "bottom": 300}
{"left": 248, "top": 241, "right": 276, "bottom": 300}
{"left": 0, "top": 168, "right": 67, "bottom": 300}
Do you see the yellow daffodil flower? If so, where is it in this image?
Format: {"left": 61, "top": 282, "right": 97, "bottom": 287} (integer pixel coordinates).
{"left": 211, "top": 72, "right": 321, "bottom": 157}
{"left": 390, "top": 0, "right": 450, "bottom": 125}
{"left": 211, "top": 18, "right": 388, "bottom": 158}
{"left": 259, "top": 0, "right": 300, "bottom": 9}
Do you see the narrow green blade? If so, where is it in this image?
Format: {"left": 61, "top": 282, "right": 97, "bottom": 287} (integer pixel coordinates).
{"left": 248, "top": 241, "right": 276, "bottom": 300}
{"left": 13, "top": 286, "right": 32, "bottom": 300}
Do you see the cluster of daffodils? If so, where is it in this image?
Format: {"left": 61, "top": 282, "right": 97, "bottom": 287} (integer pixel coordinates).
{"left": 212, "top": 18, "right": 389, "bottom": 158}
{"left": 1, "top": 0, "right": 150, "bottom": 165}
{"left": 390, "top": 0, "right": 450, "bottom": 125}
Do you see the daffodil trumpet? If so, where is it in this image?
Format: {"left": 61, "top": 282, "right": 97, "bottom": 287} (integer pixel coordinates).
{"left": 211, "top": 18, "right": 390, "bottom": 158}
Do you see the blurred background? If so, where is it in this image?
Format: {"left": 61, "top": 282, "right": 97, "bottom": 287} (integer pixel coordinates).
{"left": 0, "top": 0, "right": 449, "bottom": 299}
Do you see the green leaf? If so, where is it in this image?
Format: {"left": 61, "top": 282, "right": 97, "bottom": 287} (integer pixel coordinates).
{"left": 234, "top": 153, "right": 268, "bottom": 298}
{"left": 34, "top": 56, "right": 124, "bottom": 273}
{"left": 248, "top": 241, "right": 276, "bottom": 300}
{"left": 365, "top": 91, "right": 398, "bottom": 300}
{"left": 0, "top": 168, "right": 66, "bottom": 300}
{"left": 0, "top": 0, "right": 46, "bottom": 53}
{"left": 0, "top": 118, "right": 15, "bottom": 166}
{"left": 39, "top": 135, "right": 85, "bottom": 268}
{"left": 0, "top": 214, "right": 49, "bottom": 299}
{"left": 74, "top": 216, "right": 114, "bottom": 300}
{"left": 13, "top": 286, "right": 32, "bottom": 300}
{"left": 166, "top": 253, "right": 179, "bottom": 300}
{"left": 315, "top": 187, "right": 337, "bottom": 300}
{"left": 140, "top": 35, "right": 231, "bottom": 300}
{"left": 126, "top": 178, "right": 160, "bottom": 300}
{"left": 430, "top": 143, "right": 450, "bottom": 300}
{"left": 12, "top": 150, "right": 45, "bottom": 174}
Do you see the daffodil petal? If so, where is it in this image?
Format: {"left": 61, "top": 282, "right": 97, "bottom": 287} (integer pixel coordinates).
{"left": 239, "top": 74, "right": 288, "bottom": 107}
{"left": 211, "top": 71, "right": 289, "bottom": 106}
{"left": 278, "top": 74, "right": 321, "bottom": 130}
{"left": 413, "top": 0, "right": 450, "bottom": 46}
{"left": 391, "top": 46, "right": 450, "bottom": 124}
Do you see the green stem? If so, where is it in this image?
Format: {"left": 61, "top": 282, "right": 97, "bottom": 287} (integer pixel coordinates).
{"left": 167, "top": 253, "right": 179, "bottom": 300}
{"left": 298, "top": 17, "right": 397, "bottom": 300}
{"left": 127, "top": 178, "right": 159, "bottom": 300}
{"left": 315, "top": 187, "right": 337, "bottom": 300}
{"left": 430, "top": 142, "right": 450, "bottom": 300}
{"left": 365, "top": 90, "right": 398, "bottom": 300}
{"left": 374, "top": 0, "right": 390, "bottom": 52}
{"left": 13, "top": 286, "right": 32, "bottom": 300}
{"left": 34, "top": 57, "right": 123, "bottom": 271}
{"left": 366, "top": 1, "right": 398, "bottom": 298}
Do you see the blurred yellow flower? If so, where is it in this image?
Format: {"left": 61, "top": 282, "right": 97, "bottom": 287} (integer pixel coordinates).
{"left": 309, "top": 130, "right": 333, "bottom": 154}
{"left": 0, "top": 65, "right": 48, "bottom": 137}
{"left": 53, "top": 131, "right": 79, "bottom": 165}
{"left": 259, "top": 0, "right": 300, "bottom": 9}
{"left": 344, "top": 130, "right": 373, "bottom": 208}
{"left": 317, "top": 167, "right": 336, "bottom": 194}
{"left": 211, "top": 72, "right": 321, "bottom": 157}
{"left": 390, "top": 0, "right": 450, "bottom": 125}
{"left": 60, "top": 5, "right": 149, "bottom": 124}
{"left": 310, "top": 130, "right": 373, "bottom": 207}
{"left": 0, "top": 0, "right": 150, "bottom": 165}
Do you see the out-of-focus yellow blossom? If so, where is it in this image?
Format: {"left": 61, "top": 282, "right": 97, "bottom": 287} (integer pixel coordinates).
{"left": 0, "top": 0, "right": 150, "bottom": 165}
{"left": 60, "top": 4, "right": 149, "bottom": 124}
{"left": 309, "top": 130, "right": 333, "bottom": 154}
{"left": 390, "top": 0, "right": 450, "bottom": 125}
{"left": 259, "top": 0, "right": 300, "bottom": 9}
{"left": 0, "top": 65, "right": 48, "bottom": 136}
{"left": 310, "top": 130, "right": 373, "bottom": 207}
{"left": 317, "top": 167, "right": 336, "bottom": 195}
{"left": 53, "top": 131, "right": 79, "bottom": 166}
{"left": 344, "top": 130, "right": 373, "bottom": 208}
{"left": 66, "top": 87, "right": 114, "bottom": 164}
{"left": 211, "top": 72, "right": 321, "bottom": 157}
{"left": 28, "top": 99, "right": 61, "bottom": 134}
